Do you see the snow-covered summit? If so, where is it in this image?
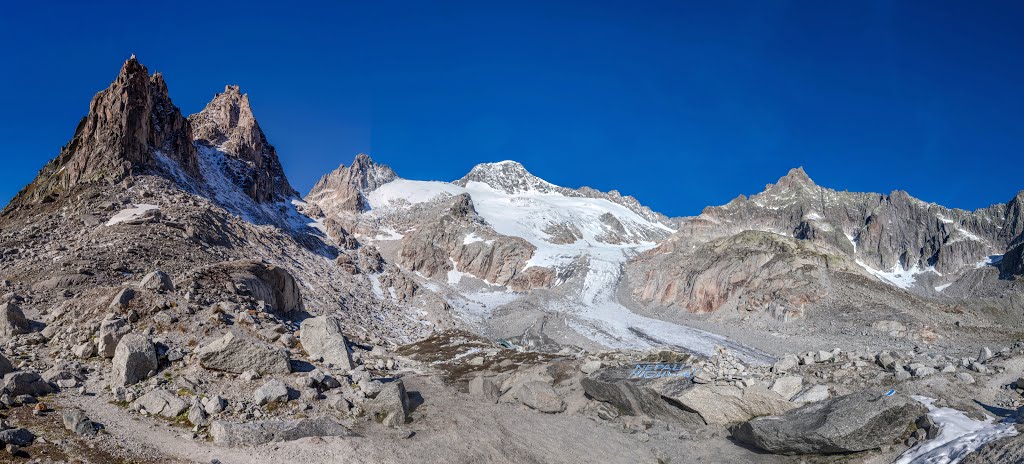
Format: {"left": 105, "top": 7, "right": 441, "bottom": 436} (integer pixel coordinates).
{"left": 454, "top": 160, "right": 561, "bottom": 195}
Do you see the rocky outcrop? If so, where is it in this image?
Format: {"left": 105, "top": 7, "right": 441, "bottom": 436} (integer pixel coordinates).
{"left": 305, "top": 154, "right": 397, "bottom": 214}
{"left": 188, "top": 85, "right": 298, "bottom": 203}
{"left": 6, "top": 56, "right": 198, "bottom": 210}
{"left": 731, "top": 390, "right": 926, "bottom": 454}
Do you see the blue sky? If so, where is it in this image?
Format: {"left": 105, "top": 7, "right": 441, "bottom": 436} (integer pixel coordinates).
{"left": 1, "top": 1, "right": 1022, "bottom": 217}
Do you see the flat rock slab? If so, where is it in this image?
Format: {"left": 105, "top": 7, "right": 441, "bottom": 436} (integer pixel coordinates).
{"left": 731, "top": 390, "right": 927, "bottom": 455}
{"left": 197, "top": 331, "right": 290, "bottom": 375}
{"left": 664, "top": 384, "right": 794, "bottom": 425}
{"left": 210, "top": 417, "right": 357, "bottom": 447}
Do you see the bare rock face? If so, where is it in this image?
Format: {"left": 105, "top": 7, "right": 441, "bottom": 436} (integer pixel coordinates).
{"left": 6, "top": 56, "right": 198, "bottom": 209}
{"left": 306, "top": 154, "right": 397, "bottom": 214}
{"left": 396, "top": 194, "right": 539, "bottom": 288}
{"left": 629, "top": 231, "right": 857, "bottom": 318}
{"left": 188, "top": 85, "right": 298, "bottom": 203}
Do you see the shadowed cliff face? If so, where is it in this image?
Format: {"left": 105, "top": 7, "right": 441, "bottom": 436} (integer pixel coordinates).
{"left": 6, "top": 56, "right": 198, "bottom": 211}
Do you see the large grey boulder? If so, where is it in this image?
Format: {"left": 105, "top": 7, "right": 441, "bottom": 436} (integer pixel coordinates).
{"left": 362, "top": 380, "right": 409, "bottom": 427}
{"left": 0, "top": 302, "right": 33, "bottom": 337}
{"left": 197, "top": 332, "right": 290, "bottom": 375}
{"left": 1, "top": 371, "right": 55, "bottom": 396}
{"left": 210, "top": 417, "right": 355, "bottom": 447}
{"left": 111, "top": 334, "right": 158, "bottom": 386}
{"left": 140, "top": 270, "right": 174, "bottom": 292}
{"left": 299, "top": 316, "right": 354, "bottom": 371}
{"left": 961, "top": 432, "right": 1024, "bottom": 463}
{"left": 132, "top": 389, "right": 188, "bottom": 418}
{"left": 663, "top": 384, "right": 794, "bottom": 425}
{"left": 580, "top": 368, "right": 703, "bottom": 425}
{"left": 254, "top": 379, "right": 289, "bottom": 406}
{"left": 97, "top": 317, "right": 130, "bottom": 358}
{"left": 731, "top": 390, "right": 927, "bottom": 455}
{"left": 517, "top": 381, "right": 565, "bottom": 413}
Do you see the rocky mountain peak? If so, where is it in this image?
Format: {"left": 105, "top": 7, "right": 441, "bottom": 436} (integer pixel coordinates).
{"left": 189, "top": 85, "right": 297, "bottom": 203}
{"left": 772, "top": 167, "right": 816, "bottom": 190}
{"left": 5, "top": 56, "right": 199, "bottom": 210}
{"left": 305, "top": 154, "right": 397, "bottom": 214}
{"left": 454, "top": 160, "right": 557, "bottom": 194}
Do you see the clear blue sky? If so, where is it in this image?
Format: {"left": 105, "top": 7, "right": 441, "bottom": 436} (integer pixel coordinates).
{"left": 1, "top": 1, "right": 1022, "bottom": 217}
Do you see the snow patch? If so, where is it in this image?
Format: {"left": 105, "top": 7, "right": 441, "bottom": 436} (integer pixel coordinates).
{"left": 106, "top": 204, "right": 159, "bottom": 226}
{"left": 935, "top": 283, "right": 953, "bottom": 292}
{"left": 895, "top": 396, "right": 1017, "bottom": 464}
{"left": 856, "top": 261, "right": 938, "bottom": 289}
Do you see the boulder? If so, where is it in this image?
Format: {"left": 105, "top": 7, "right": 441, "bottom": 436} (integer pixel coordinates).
{"left": 61, "top": 408, "right": 97, "bottom": 436}
{"left": 140, "top": 270, "right": 174, "bottom": 292}
{"left": 132, "top": 389, "right": 188, "bottom": 418}
{"left": 770, "top": 376, "right": 803, "bottom": 400}
{"left": 731, "top": 390, "right": 928, "bottom": 454}
{"left": 0, "top": 303, "right": 32, "bottom": 337}
{"left": 196, "top": 332, "right": 290, "bottom": 375}
{"left": 187, "top": 398, "right": 209, "bottom": 427}
{"left": 665, "top": 384, "right": 794, "bottom": 425}
{"left": 299, "top": 316, "right": 354, "bottom": 371}
{"left": 773, "top": 355, "right": 799, "bottom": 373}
{"left": 111, "top": 334, "right": 158, "bottom": 386}
{"left": 469, "top": 375, "right": 500, "bottom": 403}
{"left": 108, "top": 287, "right": 136, "bottom": 310}
{"left": 0, "top": 428, "right": 34, "bottom": 446}
{"left": 1, "top": 371, "right": 55, "bottom": 396}
{"left": 97, "top": 317, "right": 130, "bottom": 358}
{"left": 580, "top": 368, "right": 702, "bottom": 425}
{"left": 363, "top": 380, "right": 409, "bottom": 427}
{"left": 517, "top": 381, "right": 565, "bottom": 413}
{"left": 210, "top": 417, "right": 355, "bottom": 447}
{"left": 254, "top": 379, "right": 290, "bottom": 406}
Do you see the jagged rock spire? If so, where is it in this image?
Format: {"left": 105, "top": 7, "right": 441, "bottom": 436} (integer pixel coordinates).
{"left": 7, "top": 55, "right": 198, "bottom": 208}
{"left": 306, "top": 154, "right": 397, "bottom": 214}
{"left": 189, "top": 85, "right": 297, "bottom": 203}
